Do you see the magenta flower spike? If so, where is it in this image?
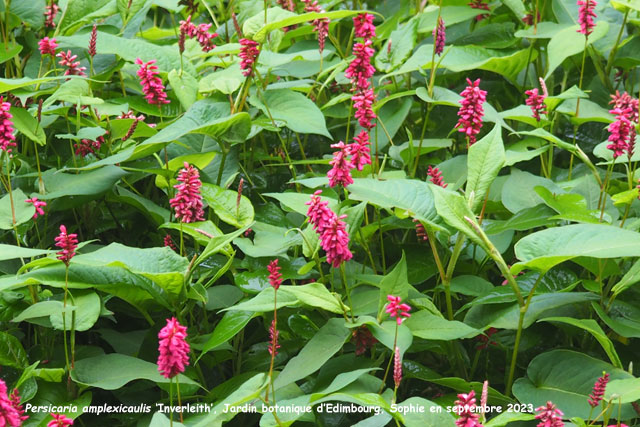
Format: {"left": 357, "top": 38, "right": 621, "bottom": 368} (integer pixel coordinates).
{"left": 610, "top": 91, "right": 639, "bottom": 123}
{"left": 348, "top": 130, "right": 372, "bottom": 171}
{"left": 56, "top": 51, "right": 87, "bottom": 77}
{"left": 0, "top": 97, "right": 17, "bottom": 153}
{"left": 588, "top": 372, "right": 609, "bottom": 407}
{"left": 0, "top": 379, "right": 23, "bottom": 427}
{"left": 25, "top": 198, "right": 47, "bottom": 218}
{"left": 306, "top": 190, "right": 336, "bottom": 235}
{"left": 169, "top": 162, "right": 205, "bottom": 223}
{"left": 607, "top": 108, "right": 633, "bottom": 159}
{"left": 180, "top": 16, "right": 217, "bottom": 52}
{"left": 353, "top": 87, "right": 377, "bottom": 129}
{"left": 321, "top": 214, "right": 353, "bottom": 268}
{"left": 413, "top": 219, "right": 428, "bottom": 242}
{"left": 385, "top": 295, "right": 411, "bottom": 325}
{"left": 433, "top": 17, "right": 446, "bottom": 56}
{"left": 163, "top": 234, "right": 177, "bottom": 252}
{"left": 525, "top": 87, "right": 548, "bottom": 122}
{"left": 9, "top": 388, "right": 27, "bottom": 425}
{"left": 268, "top": 259, "right": 282, "bottom": 290}
{"left": 577, "top": 0, "right": 597, "bottom": 36}
{"left": 302, "top": 0, "right": 330, "bottom": 53}
{"left": 47, "top": 413, "right": 73, "bottom": 427}
{"left": 88, "top": 24, "right": 97, "bottom": 58}
{"left": 427, "top": 166, "right": 448, "bottom": 188}
{"left": 44, "top": 4, "right": 60, "bottom": 28}
{"left": 55, "top": 225, "right": 78, "bottom": 266}
{"left": 345, "top": 39, "right": 376, "bottom": 90}
{"left": 456, "top": 78, "right": 487, "bottom": 145}
{"left": 239, "top": 39, "right": 260, "bottom": 77}
{"left": 135, "top": 58, "right": 170, "bottom": 105}
{"left": 268, "top": 319, "right": 280, "bottom": 356}
{"left": 157, "top": 317, "right": 190, "bottom": 379}
{"left": 38, "top": 37, "right": 58, "bottom": 56}
{"left": 327, "top": 141, "right": 355, "bottom": 188}
{"left": 454, "top": 390, "right": 483, "bottom": 427}
{"left": 534, "top": 401, "right": 565, "bottom": 427}
{"left": 277, "top": 0, "right": 295, "bottom": 11}
{"left": 393, "top": 347, "right": 402, "bottom": 388}
{"left": 353, "top": 13, "right": 376, "bottom": 40}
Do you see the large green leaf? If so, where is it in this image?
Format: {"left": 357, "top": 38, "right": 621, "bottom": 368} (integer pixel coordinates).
{"left": 251, "top": 10, "right": 364, "bottom": 42}
{"left": 545, "top": 21, "right": 609, "bottom": 79}
{"left": 273, "top": 318, "right": 350, "bottom": 389}
{"left": 198, "top": 311, "right": 254, "bottom": 360}
{"left": 399, "top": 397, "right": 456, "bottom": 427}
{"left": 282, "top": 283, "right": 343, "bottom": 314}
{"left": 0, "top": 188, "right": 35, "bottom": 230}
{"left": 375, "top": 18, "right": 418, "bottom": 73}
{"left": 513, "top": 224, "right": 640, "bottom": 273}
{"left": 465, "top": 125, "right": 505, "bottom": 212}
{"left": 0, "top": 245, "right": 54, "bottom": 261}
{"left": 377, "top": 252, "right": 410, "bottom": 319}
{"left": 71, "top": 353, "right": 198, "bottom": 389}
{"left": 201, "top": 183, "right": 254, "bottom": 228}
{"left": 0, "top": 331, "right": 28, "bottom": 368}
{"left": 405, "top": 310, "right": 481, "bottom": 340}
{"left": 38, "top": 166, "right": 128, "bottom": 200}
{"left": 430, "top": 185, "right": 485, "bottom": 248}
{"left": 250, "top": 88, "right": 331, "bottom": 138}
{"left": 50, "top": 291, "right": 101, "bottom": 332}
{"left": 512, "top": 350, "right": 636, "bottom": 419}
{"left": 10, "top": 107, "right": 45, "bottom": 145}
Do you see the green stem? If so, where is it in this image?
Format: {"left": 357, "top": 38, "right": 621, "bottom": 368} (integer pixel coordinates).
{"left": 605, "top": 9, "right": 629, "bottom": 77}
{"left": 340, "top": 264, "right": 354, "bottom": 321}
{"left": 378, "top": 325, "right": 399, "bottom": 393}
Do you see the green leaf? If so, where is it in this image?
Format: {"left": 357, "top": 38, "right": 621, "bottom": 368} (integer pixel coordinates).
{"left": 282, "top": 283, "right": 343, "bottom": 314}
{"left": 225, "top": 287, "right": 299, "bottom": 312}
{"left": 348, "top": 178, "right": 442, "bottom": 230}
{"left": 611, "top": 188, "right": 640, "bottom": 206}
{"left": 0, "top": 43, "right": 22, "bottom": 64}
{"left": 12, "top": 300, "right": 75, "bottom": 324}
{"left": 611, "top": 0, "right": 640, "bottom": 12}
{"left": 0, "top": 331, "right": 28, "bottom": 368}
{"left": 398, "top": 397, "right": 456, "bottom": 427}
{"left": 264, "top": 191, "right": 338, "bottom": 216}
{"left": 539, "top": 317, "right": 622, "bottom": 367}
{"left": 484, "top": 204, "right": 556, "bottom": 234}
{"left": 273, "top": 318, "right": 350, "bottom": 389}
{"left": 252, "top": 10, "right": 364, "bottom": 42}
{"left": 374, "top": 18, "right": 418, "bottom": 73}
{"left": 250, "top": 88, "right": 331, "bottom": 138}
{"left": 10, "top": 107, "right": 45, "bottom": 145}
{"left": 501, "top": 169, "right": 566, "bottom": 213}
{"left": 512, "top": 349, "right": 636, "bottom": 419}
{"left": 592, "top": 301, "right": 640, "bottom": 338}
{"left": 0, "top": 245, "right": 55, "bottom": 261}
{"left": 198, "top": 311, "right": 254, "bottom": 360}
{"left": 605, "top": 378, "right": 640, "bottom": 403}
{"left": 71, "top": 353, "right": 198, "bottom": 389}
{"left": 38, "top": 166, "right": 128, "bottom": 200}
{"left": 201, "top": 183, "right": 254, "bottom": 228}
{"left": 545, "top": 21, "right": 609, "bottom": 79}
{"left": 505, "top": 138, "right": 550, "bottom": 166}
{"left": 405, "top": 310, "right": 481, "bottom": 340}
{"left": 199, "top": 64, "right": 243, "bottom": 95}
{"left": 431, "top": 185, "right": 485, "bottom": 248}
{"left": 50, "top": 291, "right": 101, "bottom": 332}
{"left": 11, "top": 0, "right": 45, "bottom": 28}
{"left": 484, "top": 411, "right": 536, "bottom": 427}
{"left": 377, "top": 252, "right": 410, "bottom": 318}
{"left": 168, "top": 69, "right": 198, "bottom": 110}
{"left": 417, "top": 6, "right": 486, "bottom": 33}
{"left": 465, "top": 125, "right": 505, "bottom": 212}
{"left": 611, "top": 258, "right": 640, "bottom": 297}
{"left": 514, "top": 224, "right": 640, "bottom": 273}
{"left": 0, "top": 188, "right": 35, "bottom": 230}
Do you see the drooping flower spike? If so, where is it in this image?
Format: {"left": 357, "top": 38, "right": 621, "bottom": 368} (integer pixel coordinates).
{"left": 55, "top": 225, "right": 78, "bottom": 266}
{"left": 352, "top": 87, "right": 377, "bottom": 129}
{"left": 353, "top": 13, "right": 376, "bottom": 40}
{"left": 428, "top": 166, "right": 447, "bottom": 188}
{"left": 301, "top": 0, "right": 330, "bottom": 53}
{"left": 525, "top": 87, "right": 548, "bottom": 122}
{"left": 157, "top": 317, "right": 190, "bottom": 379}
{"left": 135, "top": 58, "right": 170, "bottom": 105}
{"left": 385, "top": 295, "right": 411, "bottom": 325}
{"left": 180, "top": 16, "right": 218, "bottom": 52}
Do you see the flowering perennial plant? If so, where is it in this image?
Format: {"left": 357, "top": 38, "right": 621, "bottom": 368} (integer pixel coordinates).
{"left": 456, "top": 78, "right": 487, "bottom": 145}
{"left": 157, "top": 317, "right": 190, "bottom": 379}
{"left": 577, "top": 0, "right": 597, "bottom": 36}
{"left": 169, "top": 162, "right": 205, "bottom": 223}
{"left": 135, "top": 59, "right": 170, "bottom": 105}
{"left": 55, "top": 225, "right": 78, "bottom": 266}
{"left": 239, "top": 39, "right": 260, "bottom": 76}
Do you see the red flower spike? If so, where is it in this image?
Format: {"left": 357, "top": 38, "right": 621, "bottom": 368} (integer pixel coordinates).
{"left": 353, "top": 13, "right": 376, "bottom": 40}
{"left": 56, "top": 51, "right": 87, "bottom": 77}
{"left": 577, "top": 0, "right": 597, "bottom": 36}
{"left": 268, "top": 319, "right": 280, "bottom": 356}
{"left": 433, "top": 17, "right": 446, "bottom": 56}
{"left": 0, "top": 97, "right": 17, "bottom": 153}
{"left": 328, "top": 141, "right": 355, "bottom": 188}
{"left": 268, "top": 259, "right": 282, "bottom": 290}
{"left": 169, "top": 162, "right": 205, "bottom": 223}
{"left": 157, "top": 317, "right": 190, "bottom": 379}
{"left": 525, "top": 87, "right": 548, "bottom": 122}
{"left": 321, "top": 214, "right": 353, "bottom": 268}
{"left": 456, "top": 78, "right": 487, "bottom": 145}
{"left": 88, "top": 24, "right": 97, "bottom": 58}
{"left": 588, "top": 372, "right": 609, "bottom": 408}
{"left": 301, "top": 0, "right": 330, "bottom": 53}
{"left": 239, "top": 39, "right": 260, "bottom": 77}
{"left": 352, "top": 326, "right": 377, "bottom": 355}
{"left": 393, "top": 347, "right": 402, "bottom": 388}
{"left": 25, "top": 198, "right": 47, "bottom": 219}
{"left": 454, "top": 390, "right": 484, "bottom": 427}
{"left": 135, "top": 58, "right": 170, "bottom": 105}
{"left": 534, "top": 401, "right": 565, "bottom": 427}
{"left": 607, "top": 108, "right": 633, "bottom": 159}
{"left": 352, "top": 87, "right": 377, "bottom": 129}
{"left": 55, "top": 225, "right": 78, "bottom": 266}
{"left": 306, "top": 190, "right": 336, "bottom": 236}
{"left": 428, "top": 166, "right": 448, "bottom": 188}
{"left": 413, "top": 219, "right": 428, "bottom": 242}
{"left": 44, "top": 4, "right": 60, "bottom": 28}
{"left": 0, "top": 379, "right": 23, "bottom": 427}
{"left": 39, "top": 37, "right": 58, "bottom": 56}
{"left": 385, "top": 295, "right": 411, "bottom": 325}
{"left": 348, "top": 130, "right": 372, "bottom": 171}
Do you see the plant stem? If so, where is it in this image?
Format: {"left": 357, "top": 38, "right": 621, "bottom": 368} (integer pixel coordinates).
{"left": 378, "top": 325, "right": 399, "bottom": 393}
{"left": 266, "top": 290, "right": 277, "bottom": 403}
{"left": 340, "top": 264, "right": 354, "bottom": 321}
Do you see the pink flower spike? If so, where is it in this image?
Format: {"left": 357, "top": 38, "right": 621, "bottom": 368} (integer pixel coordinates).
{"left": 169, "top": 162, "right": 205, "bottom": 223}
{"left": 0, "top": 97, "right": 17, "bottom": 153}
{"left": 0, "top": 379, "right": 23, "bottom": 427}
{"left": 239, "top": 39, "right": 260, "bottom": 77}
{"left": 348, "top": 130, "right": 372, "bottom": 171}
{"left": 55, "top": 225, "right": 78, "bottom": 266}
{"left": 525, "top": 87, "right": 548, "bottom": 122}
{"left": 320, "top": 214, "right": 353, "bottom": 268}
{"left": 135, "top": 58, "right": 170, "bottom": 105}
{"left": 588, "top": 372, "right": 609, "bottom": 408}
{"left": 352, "top": 87, "right": 377, "bottom": 130}
{"left": 456, "top": 78, "right": 487, "bottom": 146}
{"left": 25, "top": 198, "right": 47, "bottom": 219}
{"left": 163, "top": 234, "right": 177, "bottom": 252}
{"left": 345, "top": 39, "right": 376, "bottom": 89}
{"left": 268, "top": 319, "right": 280, "bottom": 356}
{"left": 428, "top": 166, "right": 447, "bottom": 188}
{"left": 157, "top": 317, "right": 190, "bottom": 379}
{"left": 56, "top": 51, "right": 87, "bottom": 77}
{"left": 609, "top": 90, "right": 639, "bottom": 123}
{"left": 9, "top": 388, "right": 28, "bottom": 424}
{"left": 413, "top": 219, "right": 428, "bottom": 241}
{"left": 534, "top": 401, "right": 564, "bottom": 427}
{"left": 47, "top": 413, "right": 73, "bottom": 427}
{"left": 433, "top": 17, "right": 446, "bottom": 56}
{"left": 353, "top": 13, "right": 376, "bottom": 40}
{"left": 44, "top": 4, "right": 60, "bottom": 28}
{"left": 577, "top": 0, "right": 597, "bottom": 36}
{"left": 327, "top": 141, "right": 355, "bottom": 188}
{"left": 393, "top": 347, "right": 402, "bottom": 388}
{"left": 268, "top": 259, "right": 282, "bottom": 290}
{"left": 306, "top": 190, "right": 336, "bottom": 236}
{"left": 88, "top": 24, "right": 97, "bottom": 58}
{"left": 39, "top": 37, "right": 58, "bottom": 56}
{"left": 454, "top": 390, "right": 483, "bottom": 427}
{"left": 385, "top": 295, "right": 411, "bottom": 325}
{"left": 607, "top": 107, "right": 633, "bottom": 159}
{"left": 302, "top": 0, "right": 330, "bottom": 53}
{"left": 469, "top": 0, "right": 490, "bottom": 21}
{"left": 277, "top": 0, "right": 295, "bottom": 11}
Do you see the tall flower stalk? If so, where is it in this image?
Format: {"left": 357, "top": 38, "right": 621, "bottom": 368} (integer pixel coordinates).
{"left": 54, "top": 225, "right": 78, "bottom": 377}
{"left": 157, "top": 317, "right": 190, "bottom": 425}
{"left": 265, "top": 259, "right": 282, "bottom": 403}
{"left": 379, "top": 295, "right": 411, "bottom": 393}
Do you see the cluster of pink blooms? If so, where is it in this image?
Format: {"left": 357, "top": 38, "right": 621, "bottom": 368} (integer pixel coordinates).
{"left": 610, "top": 91, "right": 638, "bottom": 157}
{"left": 534, "top": 401, "right": 564, "bottom": 427}
{"left": 56, "top": 51, "right": 87, "bottom": 77}
{"left": 385, "top": 295, "right": 411, "bottom": 325}
{"left": 39, "top": 37, "right": 58, "bottom": 56}
{"left": 47, "top": 413, "right": 73, "bottom": 427}
{"left": 169, "top": 162, "right": 205, "bottom": 223}
{"left": 346, "top": 14, "right": 377, "bottom": 131}
{"left": 456, "top": 78, "right": 487, "bottom": 145}
{"left": 413, "top": 219, "right": 428, "bottom": 241}
{"left": 0, "top": 97, "right": 16, "bottom": 153}
{"left": 328, "top": 141, "right": 354, "bottom": 188}
{"left": 0, "top": 379, "right": 27, "bottom": 427}
{"left": 268, "top": 259, "right": 283, "bottom": 290}
{"left": 454, "top": 390, "right": 484, "bottom": 427}
{"left": 44, "top": 4, "right": 60, "bottom": 28}
{"left": 180, "top": 16, "right": 218, "bottom": 52}
{"left": 306, "top": 190, "right": 353, "bottom": 267}
{"left": 239, "top": 39, "right": 260, "bottom": 77}
{"left": 393, "top": 347, "right": 402, "bottom": 389}
{"left": 301, "top": 0, "right": 330, "bottom": 53}
{"left": 469, "top": 0, "right": 490, "bottom": 21}
{"left": 525, "top": 79, "right": 548, "bottom": 122}
{"left": 577, "top": 0, "right": 597, "bottom": 36}
{"left": 267, "top": 259, "right": 282, "bottom": 356}
{"left": 135, "top": 58, "right": 170, "bottom": 105}
{"left": 55, "top": 225, "right": 78, "bottom": 266}
{"left": 588, "top": 372, "right": 609, "bottom": 407}
{"left": 88, "top": 24, "right": 97, "bottom": 58}
{"left": 428, "top": 165, "right": 447, "bottom": 188}
{"left": 433, "top": 17, "right": 446, "bottom": 56}
{"left": 74, "top": 135, "right": 105, "bottom": 157}
{"left": 157, "top": 317, "right": 190, "bottom": 378}
{"left": 607, "top": 107, "right": 634, "bottom": 158}
{"left": 277, "top": 0, "right": 295, "bottom": 11}
{"left": 25, "top": 197, "right": 47, "bottom": 218}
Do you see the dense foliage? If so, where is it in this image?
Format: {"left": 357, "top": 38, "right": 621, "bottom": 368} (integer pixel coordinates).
{"left": 0, "top": 0, "right": 640, "bottom": 426}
